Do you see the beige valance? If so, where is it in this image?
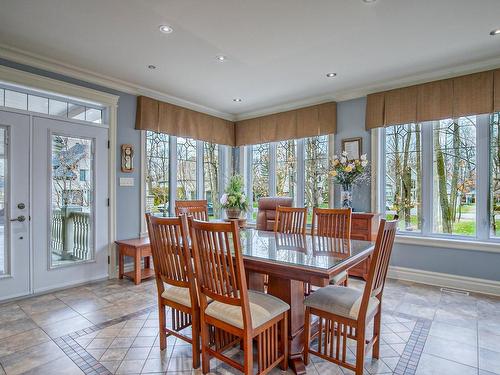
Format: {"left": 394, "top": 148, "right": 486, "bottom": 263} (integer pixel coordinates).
{"left": 366, "top": 68, "right": 500, "bottom": 130}
{"left": 234, "top": 102, "right": 337, "bottom": 146}
{"left": 135, "top": 96, "right": 235, "bottom": 146}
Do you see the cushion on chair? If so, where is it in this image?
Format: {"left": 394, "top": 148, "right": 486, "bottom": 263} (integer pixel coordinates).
{"left": 329, "top": 271, "right": 348, "bottom": 285}
{"left": 304, "top": 285, "right": 379, "bottom": 320}
{"left": 205, "top": 290, "right": 289, "bottom": 329}
{"left": 161, "top": 284, "right": 192, "bottom": 307}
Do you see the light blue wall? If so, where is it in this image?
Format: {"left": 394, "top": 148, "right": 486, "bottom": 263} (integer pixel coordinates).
{"left": 0, "top": 58, "right": 142, "bottom": 240}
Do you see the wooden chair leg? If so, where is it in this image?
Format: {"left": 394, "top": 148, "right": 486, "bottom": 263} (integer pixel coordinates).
{"left": 344, "top": 275, "right": 349, "bottom": 287}
{"left": 243, "top": 335, "right": 253, "bottom": 375}
{"left": 355, "top": 330, "right": 365, "bottom": 375}
{"left": 373, "top": 308, "right": 381, "bottom": 359}
{"left": 191, "top": 310, "right": 201, "bottom": 369}
{"left": 280, "top": 313, "right": 288, "bottom": 370}
{"left": 158, "top": 302, "right": 166, "bottom": 350}
{"left": 303, "top": 308, "right": 311, "bottom": 366}
{"left": 200, "top": 320, "right": 211, "bottom": 374}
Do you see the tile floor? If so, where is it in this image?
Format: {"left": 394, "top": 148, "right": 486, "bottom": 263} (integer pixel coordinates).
{"left": 0, "top": 277, "right": 499, "bottom": 375}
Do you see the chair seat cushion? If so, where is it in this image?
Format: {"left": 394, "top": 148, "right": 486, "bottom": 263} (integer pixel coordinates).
{"left": 329, "top": 271, "right": 348, "bottom": 285}
{"left": 205, "top": 290, "right": 289, "bottom": 329}
{"left": 304, "top": 285, "right": 379, "bottom": 320}
{"left": 161, "top": 285, "right": 192, "bottom": 307}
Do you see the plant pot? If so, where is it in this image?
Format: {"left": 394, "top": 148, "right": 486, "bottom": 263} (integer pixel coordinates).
{"left": 340, "top": 186, "right": 353, "bottom": 208}
{"left": 225, "top": 208, "right": 242, "bottom": 220}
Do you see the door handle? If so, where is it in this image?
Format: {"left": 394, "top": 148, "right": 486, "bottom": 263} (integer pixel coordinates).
{"left": 10, "top": 215, "right": 26, "bottom": 222}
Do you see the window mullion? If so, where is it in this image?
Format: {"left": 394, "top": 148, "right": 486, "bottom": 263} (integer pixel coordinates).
{"left": 421, "top": 122, "right": 433, "bottom": 236}
{"left": 169, "top": 136, "right": 177, "bottom": 216}
{"left": 269, "top": 142, "right": 277, "bottom": 196}
{"left": 476, "top": 114, "right": 490, "bottom": 240}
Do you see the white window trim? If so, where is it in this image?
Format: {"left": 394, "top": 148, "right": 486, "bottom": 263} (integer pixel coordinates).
{"left": 374, "top": 115, "right": 500, "bottom": 251}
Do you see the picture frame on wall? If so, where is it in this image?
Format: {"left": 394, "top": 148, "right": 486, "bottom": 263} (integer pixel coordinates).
{"left": 342, "top": 137, "right": 362, "bottom": 160}
{"left": 121, "top": 144, "right": 134, "bottom": 173}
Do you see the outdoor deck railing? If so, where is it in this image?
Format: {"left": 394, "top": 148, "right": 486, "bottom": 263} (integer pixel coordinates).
{"left": 51, "top": 210, "right": 91, "bottom": 261}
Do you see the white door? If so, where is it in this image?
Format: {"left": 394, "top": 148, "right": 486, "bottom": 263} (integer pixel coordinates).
{"left": 32, "top": 116, "right": 108, "bottom": 293}
{"left": 0, "top": 111, "right": 30, "bottom": 300}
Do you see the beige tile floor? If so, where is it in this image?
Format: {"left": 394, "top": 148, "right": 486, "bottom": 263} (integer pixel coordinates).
{"left": 0, "top": 277, "right": 499, "bottom": 375}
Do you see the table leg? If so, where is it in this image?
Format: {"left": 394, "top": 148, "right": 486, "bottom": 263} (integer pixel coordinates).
{"left": 134, "top": 251, "right": 141, "bottom": 285}
{"left": 246, "top": 271, "right": 265, "bottom": 292}
{"left": 118, "top": 247, "right": 124, "bottom": 279}
{"left": 267, "top": 276, "right": 307, "bottom": 375}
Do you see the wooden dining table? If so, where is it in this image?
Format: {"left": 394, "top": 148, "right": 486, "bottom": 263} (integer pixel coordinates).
{"left": 238, "top": 229, "right": 375, "bottom": 375}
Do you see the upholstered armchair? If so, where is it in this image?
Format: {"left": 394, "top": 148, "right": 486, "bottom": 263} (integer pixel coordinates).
{"left": 256, "top": 197, "right": 293, "bottom": 231}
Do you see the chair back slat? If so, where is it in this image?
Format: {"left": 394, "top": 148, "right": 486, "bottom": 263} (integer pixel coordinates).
{"left": 359, "top": 219, "right": 398, "bottom": 319}
{"left": 145, "top": 214, "right": 194, "bottom": 290}
{"left": 175, "top": 200, "right": 209, "bottom": 221}
{"left": 189, "top": 218, "right": 251, "bottom": 329}
{"left": 311, "top": 208, "right": 351, "bottom": 239}
{"left": 274, "top": 206, "right": 307, "bottom": 235}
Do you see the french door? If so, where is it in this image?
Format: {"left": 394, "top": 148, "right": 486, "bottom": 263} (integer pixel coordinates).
{"left": 0, "top": 110, "right": 109, "bottom": 300}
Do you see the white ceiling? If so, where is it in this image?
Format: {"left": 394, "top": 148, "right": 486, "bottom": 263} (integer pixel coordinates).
{"left": 1, "top": 0, "right": 500, "bottom": 119}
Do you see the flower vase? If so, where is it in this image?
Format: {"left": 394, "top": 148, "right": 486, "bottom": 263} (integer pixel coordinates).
{"left": 340, "top": 185, "right": 353, "bottom": 208}
{"left": 225, "top": 208, "right": 241, "bottom": 220}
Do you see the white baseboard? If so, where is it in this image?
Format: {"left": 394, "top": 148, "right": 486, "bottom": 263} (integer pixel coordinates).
{"left": 388, "top": 266, "right": 500, "bottom": 297}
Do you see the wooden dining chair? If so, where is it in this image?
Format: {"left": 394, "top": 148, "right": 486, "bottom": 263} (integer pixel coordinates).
{"left": 274, "top": 206, "right": 307, "bottom": 235}
{"left": 303, "top": 219, "right": 398, "bottom": 375}
{"left": 175, "top": 199, "right": 209, "bottom": 221}
{"left": 311, "top": 207, "right": 352, "bottom": 286}
{"left": 145, "top": 214, "right": 200, "bottom": 369}
{"left": 188, "top": 218, "right": 289, "bottom": 375}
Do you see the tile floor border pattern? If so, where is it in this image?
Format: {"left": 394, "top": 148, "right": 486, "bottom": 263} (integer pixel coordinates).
{"left": 49, "top": 304, "right": 432, "bottom": 375}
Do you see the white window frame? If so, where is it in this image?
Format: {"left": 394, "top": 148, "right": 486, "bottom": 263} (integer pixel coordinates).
{"left": 374, "top": 115, "right": 500, "bottom": 253}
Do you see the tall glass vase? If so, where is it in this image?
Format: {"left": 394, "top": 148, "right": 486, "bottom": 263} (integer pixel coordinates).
{"left": 340, "top": 184, "right": 353, "bottom": 208}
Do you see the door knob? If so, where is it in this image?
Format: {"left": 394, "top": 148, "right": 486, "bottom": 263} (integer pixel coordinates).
{"left": 10, "top": 215, "right": 26, "bottom": 222}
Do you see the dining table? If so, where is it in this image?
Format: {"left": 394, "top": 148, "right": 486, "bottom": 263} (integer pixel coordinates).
{"left": 238, "top": 229, "right": 375, "bottom": 375}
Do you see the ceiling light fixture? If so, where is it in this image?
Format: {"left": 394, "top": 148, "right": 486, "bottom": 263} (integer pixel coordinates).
{"left": 159, "top": 25, "right": 173, "bottom": 34}
{"left": 326, "top": 72, "right": 337, "bottom": 78}
{"left": 216, "top": 55, "right": 227, "bottom": 62}
{"left": 148, "top": 65, "right": 156, "bottom": 70}
{"left": 233, "top": 98, "right": 242, "bottom": 102}
{"left": 490, "top": 28, "right": 500, "bottom": 36}
{"left": 362, "top": 0, "right": 377, "bottom": 3}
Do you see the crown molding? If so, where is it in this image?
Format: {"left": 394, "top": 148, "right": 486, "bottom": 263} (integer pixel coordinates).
{"left": 0, "top": 43, "right": 235, "bottom": 121}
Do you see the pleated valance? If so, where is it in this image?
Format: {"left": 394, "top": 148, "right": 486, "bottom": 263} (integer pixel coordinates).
{"left": 234, "top": 102, "right": 337, "bottom": 146}
{"left": 366, "top": 68, "right": 500, "bottom": 130}
{"left": 135, "top": 96, "right": 235, "bottom": 146}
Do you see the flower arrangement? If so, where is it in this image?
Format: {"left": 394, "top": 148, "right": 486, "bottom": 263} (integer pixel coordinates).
{"left": 220, "top": 175, "right": 249, "bottom": 218}
{"left": 329, "top": 151, "right": 369, "bottom": 190}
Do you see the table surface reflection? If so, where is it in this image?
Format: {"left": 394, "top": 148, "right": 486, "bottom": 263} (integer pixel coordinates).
{"left": 240, "top": 229, "right": 375, "bottom": 271}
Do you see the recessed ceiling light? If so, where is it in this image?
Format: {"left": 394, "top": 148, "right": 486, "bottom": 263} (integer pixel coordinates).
{"left": 233, "top": 98, "right": 242, "bottom": 102}
{"left": 326, "top": 72, "right": 337, "bottom": 78}
{"left": 148, "top": 65, "right": 156, "bottom": 70}
{"left": 490, "top": 28, "right": 500, "bottom": 36}
{"left": 216, "top": 55, "right": 227, "bottom": 62}
{"left": 159, "top": 25, "right": 173, "bottom": 34}
{"left": 362, "top": 0, "right": 377, "bottom": 3}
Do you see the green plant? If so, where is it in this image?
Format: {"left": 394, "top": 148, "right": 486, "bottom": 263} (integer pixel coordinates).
{"left": 220, "top": 174, "right": 249, "bottom": 211}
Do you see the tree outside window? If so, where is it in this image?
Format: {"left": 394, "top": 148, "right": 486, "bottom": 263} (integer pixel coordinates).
{"left": 145, "top": 131, "right": 169, "bottom": 216}
{"left": 251, "top": 144, "right": 270, "bottom": 220}
{"left": 177, "top": 137, "right": 197, "bottom": 200}
{"left": 305, "top": 136, "right": 329, "bottom": 223}
{"left": 276, "top": 140, "right": 296, "bottom": 201}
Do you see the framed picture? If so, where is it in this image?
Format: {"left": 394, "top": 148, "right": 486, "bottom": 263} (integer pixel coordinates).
{"left": 342, "top": 137, "right": 362, "bottom": 160}
{"left": 121, "top": 144, "right": 134, "bottom": 173}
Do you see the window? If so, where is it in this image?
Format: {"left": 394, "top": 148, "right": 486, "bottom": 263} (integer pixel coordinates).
{"left": 204, "top": 142, "right": 219, "bottom": 218}
{"left": 251, "top": 144, "right": 270, "bottom": 220}
{"left": 145, "top": 131, "right": 169, "bottom": 216}
{"left": 0, "top": 127, "right": 7, "bottom": 275}
{"left": 177, "top": 137, "right": 197, "bottom": 200}
{"left": 79, "top": 169, "right": 88, "bottom": 182}
{"left": 491, "top": 113, "right": 500, "bottom": 237}
{"left": 382, "top": 114, "right": 498, "bottom": 241}
{"left": 276, "top": 140, "right": 297, "bottom": 202}
{"left": 305, "top": 135, "right": 329, "bottom": 222}
{"left": 385, "top": 124, "right": 422, "bottom": 232}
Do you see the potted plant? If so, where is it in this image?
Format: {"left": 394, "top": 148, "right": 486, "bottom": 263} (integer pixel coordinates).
{"left": 330, "top": 151, "right": 369, "bottom": 208}
{"left": 220, "top": 174, "right": 249, "bottom": 219}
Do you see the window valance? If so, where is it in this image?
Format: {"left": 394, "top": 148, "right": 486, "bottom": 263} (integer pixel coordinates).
{"left": 135, "top": 96, "right": 235, "bottom": 146}
{"left": 366, "top": 68, "right": 500, "bottom": 130}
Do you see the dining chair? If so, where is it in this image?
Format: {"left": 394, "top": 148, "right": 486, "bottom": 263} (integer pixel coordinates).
{"left": 145, "top": 213, "right": 200, "bottom": 369}
{"left": 274, "top": 206, "right": 307, "bottom": 235}
{"left": 188, "top": 218, "right": 289, "bottom": 375}
{"left": 303, "top": 219, "right": 398, "bottom": 375}
{"left": 311, "top": 207, "right": 352, "bottom": 286}
{"left": 175, "top": 199, "right": 209, "bottom": 221}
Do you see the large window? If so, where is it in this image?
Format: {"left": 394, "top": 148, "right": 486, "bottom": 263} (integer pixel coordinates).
{"left": 204, "top": 142, "right": 219, "bottom": 218}
{"left": 276, "top": 140, "right": 297, "bottom": 201}
{"left": 382, "top": 114, "right": 498, "bottom": 241}
{"left": 305, "top": 136, "right": 329, "bottom": 222}
{"left": 145, "top": 131, "right": 169, "bottom": 216}
{"left": 177, "top": 137, "right": 197, "bottom": 200}
{"left": 251, "top": 143, "right": 270, "bottom": 219}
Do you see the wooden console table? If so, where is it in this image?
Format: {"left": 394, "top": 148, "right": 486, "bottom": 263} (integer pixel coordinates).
{"left": 349, "top": 212, "right": 380, "bottom": 280}
{"left": 116, "top": 237, "right": 153, "bottom": 285}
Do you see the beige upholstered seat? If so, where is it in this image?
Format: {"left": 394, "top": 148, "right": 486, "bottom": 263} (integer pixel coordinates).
{"left": 161, "top": 284, "right": 192, "bottom": 307}
{"left": 205, "top": 290, "right": 290, "bottom": 329}
{"left": 304, "top": 285, "right": 379, "bottom": 320}
{"left": 330, "top": 271, "right": 348, "bottom": 285}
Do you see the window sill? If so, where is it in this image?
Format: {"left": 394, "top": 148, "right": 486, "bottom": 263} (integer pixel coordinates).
{"left": 395, "top": 234, "right": 500, "bottom": 254}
